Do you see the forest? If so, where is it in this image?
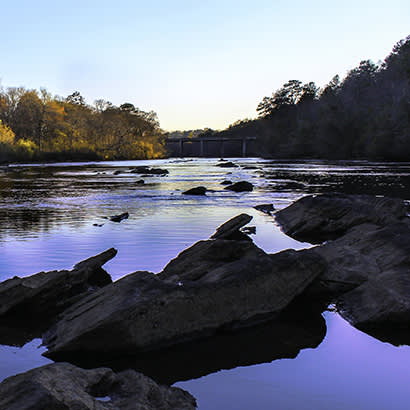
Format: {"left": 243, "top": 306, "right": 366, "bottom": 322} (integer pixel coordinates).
{"left": 0, "top": 90, "right": 165, "bottom": 163}
{"left": 203, "top": 35, "right": 410, "bottom": 160}
{"left": 1, "top": 34, "right": 409, "bottom": 163}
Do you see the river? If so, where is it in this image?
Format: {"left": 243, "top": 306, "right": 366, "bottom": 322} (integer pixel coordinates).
{"left": 0, "top": 158, "right": 409, "bottom": 409}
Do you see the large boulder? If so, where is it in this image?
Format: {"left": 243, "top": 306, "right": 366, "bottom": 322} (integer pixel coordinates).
{"left": 43, "top": 216, "right": 325, "bottom": 360}
{"left": 276, "top": 193, "right": 410, "bottom": 344}
{"left": 0, "top": 362, "right": 196, "bottom": 410}
{"left": 275, "top": 193, "right": 408, "bottom": 243}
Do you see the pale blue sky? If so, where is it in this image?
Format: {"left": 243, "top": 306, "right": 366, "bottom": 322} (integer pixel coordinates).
{"left": 1, "top": 1, "right": 409, "bottom": 130}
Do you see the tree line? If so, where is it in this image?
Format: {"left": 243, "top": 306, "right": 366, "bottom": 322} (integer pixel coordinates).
{"left": 202, "top": 34, "right": 410, "bottom": 160}
{"left": 0, "top": 89, "right": 165, "bottom": 163}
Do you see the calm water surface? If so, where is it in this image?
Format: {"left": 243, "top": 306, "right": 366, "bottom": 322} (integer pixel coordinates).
{"left": 1, "top": 158, "right": 410, "bottom": 409}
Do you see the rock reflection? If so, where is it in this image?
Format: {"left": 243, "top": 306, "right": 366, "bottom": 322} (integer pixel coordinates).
{"left": 64, "top": 303, "right": 326, "bottom": 386}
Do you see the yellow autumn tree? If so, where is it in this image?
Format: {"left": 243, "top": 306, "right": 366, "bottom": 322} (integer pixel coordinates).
{"left": 0, "top": 119, "right": 15, "bottom": 145}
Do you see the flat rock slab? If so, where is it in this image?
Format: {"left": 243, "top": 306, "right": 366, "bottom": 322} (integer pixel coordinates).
{"left": 0, "top": 248, "right": 116, "bottom": 322}
{"left": 0, "top": 362, "right": 196, "bottom": 410}
{"left": 275, "top": 193, "right": 408, "bottom": 243}
{"left": 43, "top": 237, "right": 324, "bottom": 359}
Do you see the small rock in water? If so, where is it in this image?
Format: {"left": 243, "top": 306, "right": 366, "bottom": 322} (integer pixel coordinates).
{"left": 254, "top": 204, "right": 275, "bottom": 214}
{"left": 182, "top": 186, "right": 207, "bottom": 196}
{"left": 110, "top": 212, "right": 129, "bottom": 223}
{"left": 216, "top": 161, "right": 238, "bottom": 168}
{"left": 224, "top": 181, "right": 254, "bottom": 192}
{"left": 220, "top": 180, "right": 232, "bottom": 185}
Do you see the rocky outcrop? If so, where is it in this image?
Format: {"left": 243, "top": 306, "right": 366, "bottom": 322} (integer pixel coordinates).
{"left": 275, "top": 193, "right": 408, "bottom": 243}
{"left": 0, "top": 248, "right": 116, "bottom": 322}
{"left": 276, "top": 193, "right": 410, "bottom": 345}
{"left": 0, "top": 249, "right": 116, "bottom": 346}
{"left": 224, "top": 181, "right": 254, "bottom": 192}
{"left": 182, "top": 186, "right": 207, "bottom": 196}
{"left": 0, "top": 362, "right": 196, "bottom": 410}
{"left": 43, "top": 216, "right": 325, "bottom": 360}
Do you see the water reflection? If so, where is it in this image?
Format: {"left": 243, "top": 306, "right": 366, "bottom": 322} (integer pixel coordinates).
{"left": 62, "top": 302, "right": 327, "bottom": 385}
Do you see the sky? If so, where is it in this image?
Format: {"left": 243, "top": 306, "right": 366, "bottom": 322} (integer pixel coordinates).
{"left": 1, "top": 1, "right": 409, "bottom": 131}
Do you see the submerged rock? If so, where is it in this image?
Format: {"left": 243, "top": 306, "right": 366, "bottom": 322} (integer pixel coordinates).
{"left": 224, "top": 181, "right": 254, "bottom": 192}
{"left": 182, "top": 186, "right": 207, "bottom": 196}
{"left": 43, "top": 215, "right": 324, "bottom": 360}
{"left": 0, "top": 362, "right": 196, "bottom": 410}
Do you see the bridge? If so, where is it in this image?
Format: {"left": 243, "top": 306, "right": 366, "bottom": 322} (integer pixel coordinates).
{"left": 166, "top": 136, "right": 257, "bottom": 157}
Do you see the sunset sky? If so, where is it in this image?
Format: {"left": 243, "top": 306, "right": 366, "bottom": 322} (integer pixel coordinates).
{"left": 1, "top": 0, "right": 409, "bottom": 131}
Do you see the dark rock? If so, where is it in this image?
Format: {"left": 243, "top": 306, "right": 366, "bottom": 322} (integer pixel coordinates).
{"left": 43, "top": 222, "right": 324, "bottom": 359}
{"left": 93, "top": 223, "right": 104, "bottom": 227}
{"left": 113, "top": 170, "right": 122, "bottom": 175}
{"left": 224, "top": 181, "right": 254, "bottom": 192}
{"left": 318, "top": 222, "right": 410, "bottom": 339}
{"left": 130, "top": 166, "right": 169, "bottom": 175}
{"left": 0, "top": 249, "right": 116, "bottom": 345}
{"left": 135, "top": 179, "right": 145, "bottom": 185}
{"left": 0, "top": 362, "right": 196, "bottom": 410}
{"left": 275, "top": 193, "right": 408, "bottom": 243}
{"left": 254, "top": 204, "right": 275, "bottom": 214}
{"left": 277, "top": 193, "right": 410, "bottom": 345}
{"left": 243, "top": 166, "right": 258, "bottom": 170}
{"left": 182, "top": 186, "right": 207, "bottom": 196}
{"left": 110, "top": 212, "right": 129, "bottom": 222}
{"left": 220, "top": 180, "right": 232, "bottom": 185}
{"left": 210, "top": 213, "right": 253, "bottom": 240}
{"left": 67, "top": 303, "right": 326, "bottom": 385}
{"left": 216, "top": 161, "right": 238, "bottom": 168}
{"left": 241, "top": 226, "right": 256, "bottom": 235}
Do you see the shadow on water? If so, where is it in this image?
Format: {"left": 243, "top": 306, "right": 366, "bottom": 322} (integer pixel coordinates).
{"left": 60, "top": 302, "right": 327, "bottom": 386}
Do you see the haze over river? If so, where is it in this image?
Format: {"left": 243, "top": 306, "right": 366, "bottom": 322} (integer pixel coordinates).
{"left": 1, "top": 158, "right": 410, "bottom": 409}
